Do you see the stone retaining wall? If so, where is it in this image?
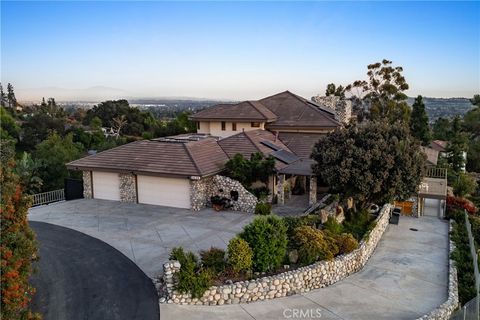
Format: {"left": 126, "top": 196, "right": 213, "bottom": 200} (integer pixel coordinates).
{"left": 190, "top": 175, "right": 258, "bottom": 213}
{"left": 161, "top": 204, "right": 392, "bottom": 305}
{"left": 416, "top": 221, "right": 459, "bottom": 320}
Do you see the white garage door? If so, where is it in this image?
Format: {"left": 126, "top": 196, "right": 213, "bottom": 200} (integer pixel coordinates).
{"left": 92, "top": 171, "right": 121, "bottom": 201}
{"left": 137, "top": 175, "right": 191, "bottom": 209}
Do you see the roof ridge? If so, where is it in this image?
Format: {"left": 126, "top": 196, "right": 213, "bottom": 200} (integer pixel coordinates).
{"left": 247, "top": 100, "right": 271, "bottom": 120}
{"left": 243, "top": 130, "right": 263, "bottom": 154}
{"left": 183, "top": 143, "right": 202, "bottom": 176}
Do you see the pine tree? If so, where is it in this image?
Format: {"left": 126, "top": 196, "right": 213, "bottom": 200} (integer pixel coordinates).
{"left": 0, "top": 83, "right": 7, "bottom": 108}
{"left": 409, "top": 95, "right": 431, "bottom": 145}
{"left": 6, "top": 83, "right": 17, "bottom": 109}
{"left": 446, "top": 116, "right": 468, "bottom": 173}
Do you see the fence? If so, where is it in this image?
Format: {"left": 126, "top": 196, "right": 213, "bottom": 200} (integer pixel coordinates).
{"left": 426, "top": 166, "right": 448, "bottom": 179}
{"left": 450, "top": 211, "right": 479, "bottom": 319}
{"left": 31, "top": 189, "right": 65, "bottom": 206}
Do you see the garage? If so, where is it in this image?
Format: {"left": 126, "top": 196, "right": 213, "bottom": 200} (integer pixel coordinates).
{"left": 92, "top": 171, "right": 120, "bottom": 201}
{"left": 137, "top": 175, "right": 191, "bottom": 209}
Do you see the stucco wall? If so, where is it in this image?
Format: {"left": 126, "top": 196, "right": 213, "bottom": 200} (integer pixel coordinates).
{"left": 162, "top": 204, "right": 392, "bottom": 305}
{"left": 197, "top": 121, "right": 265, "bottom": 138}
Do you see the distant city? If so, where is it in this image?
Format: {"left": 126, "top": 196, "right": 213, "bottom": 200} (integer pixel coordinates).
{"left": 34, "top": 95, "right": 473, "bottom": 122}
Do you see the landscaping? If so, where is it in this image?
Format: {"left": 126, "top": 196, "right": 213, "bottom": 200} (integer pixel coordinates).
{"left": 164, "top": 202, "right": 385, "bottom": 303}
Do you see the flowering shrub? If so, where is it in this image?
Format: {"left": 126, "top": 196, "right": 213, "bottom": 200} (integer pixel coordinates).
{"left": 293, "top": 226, "right": 338, "bottom": 265}
{"left": 1, "top": 161, "right": 40, "bottom": 320}
{"left": 447, "top": 196, "right": 478, "bottom": 215}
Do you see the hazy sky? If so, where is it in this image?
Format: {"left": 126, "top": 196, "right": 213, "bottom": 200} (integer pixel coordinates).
{"left": 1, "top": 1, "right": 479, "bottom": 101}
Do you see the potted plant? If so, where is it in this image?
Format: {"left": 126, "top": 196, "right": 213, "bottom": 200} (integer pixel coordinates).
{"left": 211, "top": 195, "right": 225, "bottom": 211}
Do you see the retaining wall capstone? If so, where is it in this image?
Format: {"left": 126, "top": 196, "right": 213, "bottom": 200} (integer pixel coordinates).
{"left": 161, "top": 203, "right": 392, "bottom": 305}
{"left": 416, "top": 221, "right": 459, "bottom": 320}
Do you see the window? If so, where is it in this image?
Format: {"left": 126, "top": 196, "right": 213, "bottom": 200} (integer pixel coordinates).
{"left": 251, "top": 122, "right": 261, "bottom": 128}
{"left": 196, "top": 122, "right": 200, "bottom": 130}
{"left": 221, "top": 121, "right": 226, "bottom": 131}
{"left": 232, "top": 122, "right": 237, "bottom": 131}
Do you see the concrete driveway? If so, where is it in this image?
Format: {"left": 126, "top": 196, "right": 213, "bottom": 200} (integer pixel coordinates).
{"left": 29, "top": 199, "right": 254, "bottom": 277}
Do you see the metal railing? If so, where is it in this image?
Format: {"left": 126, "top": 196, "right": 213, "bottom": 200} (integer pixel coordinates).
{"left": 31, "top": 189, "right": 65, "bottom": 206}
{"left": 450, "top": 295, "right": 479, "bottom": 320}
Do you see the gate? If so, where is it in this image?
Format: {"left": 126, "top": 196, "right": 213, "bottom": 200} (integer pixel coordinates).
{"left": 64, "top": 178, "right": 84, "bottom": 201}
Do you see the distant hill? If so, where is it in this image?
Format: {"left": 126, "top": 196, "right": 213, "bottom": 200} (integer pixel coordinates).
{"left": 407, "top": 97, "right": 474, "bottom": 122}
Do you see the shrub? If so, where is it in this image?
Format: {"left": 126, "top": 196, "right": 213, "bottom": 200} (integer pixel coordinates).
{"left": 343, "top": 209, "right": 375, "bottom": 241}
{"left": 283, "top": 215, "right": 322, "bottom": 239}
{"left": 254, "top": 202, "right": 271, "bottom": 215}
{"left": 335, "top": 233, "right": 359, "bottom": 255}
{"left": 240, "top": 215, "right": 288, "bottom": 272}
{"left": 453, "top": 173, "right": 477, "bottom": 198}
{"left": 293, "top": 226, "right": 338, "bottom": 265}
{"left": 447, "top": 195, "right": 478, "bottom": 215}
{"left": 169, "top": 247, "right": 213, "bottom": 298}
{"left": 227, "top": 237, "right": 253, "bottom": 273}
{"left": 323, "top": 216, "right": 344, "bottom": 234}
{"left": 1, "top": 159, "right": 39, "bottom": 320}
{"left": 200, "top": 247, "right": 226, "bottom": 274}
{"left": 449, "top": 214, "right": 477, "bottom": 304}
{"left": 250, "top": 186, "right": 269, "bottom": 200}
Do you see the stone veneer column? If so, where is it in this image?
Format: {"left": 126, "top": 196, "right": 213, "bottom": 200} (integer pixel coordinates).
{"left": 82, "top": 171, "right": 93, "bottom": 199}
{"left": 119, "top": 173, "right": 137, "bottom": 203}
{"left": 309, "top": 176, "right": 317, "bottom": 206}
{"left": 190, "top": 178, "right": 208, "bottom": 211}
{"left": 276, "top": 174, "right": 285, "bottom": 205}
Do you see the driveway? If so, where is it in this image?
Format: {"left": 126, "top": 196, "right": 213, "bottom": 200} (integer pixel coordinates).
{"left": 28, "top": 199, "right": 254, "bottom": 277}
{"left": 30, "top": 221, "right": 159, "bottom": 320}
{"left": 161, "top": 216, "right": 450, "bottom": 320}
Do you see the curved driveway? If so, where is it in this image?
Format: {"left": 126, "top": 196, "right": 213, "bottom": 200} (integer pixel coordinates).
{"left": 30, "top": 221, "right": 159, "bottom": 320}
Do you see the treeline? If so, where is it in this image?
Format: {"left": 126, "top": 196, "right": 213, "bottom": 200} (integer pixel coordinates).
{"left": 0, "top": 83, "right": 197, "bottom": 194}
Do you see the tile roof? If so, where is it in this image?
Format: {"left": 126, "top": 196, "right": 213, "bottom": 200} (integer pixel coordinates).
{"left": 278, "top": 132, "right": 326, "bottom": 159}
{"left": 259, "top": 91, "right": 341, "bottom": 129}
{"left": 66, "top": 138, "right": 229, "bottom": 178}
{"left": 190, "top": 91, "right": 341, "bottom": 130}
{"left": 218, "top": 129, "right": 294, "bottom": 170}
{"left": 421, "top": 146, "right": 439, "bottom": 166}
{"left": 429, "top": 140, "right": 447, "bottom": 152}
{"left": 190, "top": 101, "right": 277, "bottom": 122}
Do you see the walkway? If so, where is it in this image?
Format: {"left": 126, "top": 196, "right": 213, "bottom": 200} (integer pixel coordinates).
{"left": 161, "top": 216, "right": 449, "bottom": 320}
{"left": 28, "top": 199, "right": 254, "bottom": 277}
{"left": 30, "top": 221, "right": 159, "bottom": 320}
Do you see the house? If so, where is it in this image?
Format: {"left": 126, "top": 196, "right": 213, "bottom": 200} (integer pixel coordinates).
{"left": 67, "top": 91, "right": 342, "bottom": 211}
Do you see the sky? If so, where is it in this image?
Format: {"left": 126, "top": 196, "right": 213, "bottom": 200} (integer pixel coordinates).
{"left": 1, "top": 1, "right": 479, "bottom": 102}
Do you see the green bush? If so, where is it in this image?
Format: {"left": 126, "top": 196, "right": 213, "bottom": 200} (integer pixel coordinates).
{"left": 450, "top": 214, "right": 477, "bottom": 304}
{"left": 254, "top": 202, "right": 271, "bottom": 215}
{"left": 335, "top": 233, "right": 359, "bottom": 255}
{"left": 227, "top": 237, "right": 253, "bottom": 273}
{"left": 343, "top": 209, "right": 375, "bottom": 241}
{"left": 323, "top": 216, "right": 344, "bottom": 234}
{"left": 250, "top": 186, "right": 269, "bottom": 200}
{"left": 283, "top": 215, "right": 322, "bottom": 239}
{"left": 453, "top": 173, "right": 477, "bottom": 198}
{"left": 240, "top": 215, "right": 288, "bottom": 272}
{"left": 169, "top": 247, "right": 213, "bottom": 298}
{"left": 200, "top": 247, "right": 226, "bottom": 274}
{"left": 293, "top": 226, "right": 338, "bottom": 265}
